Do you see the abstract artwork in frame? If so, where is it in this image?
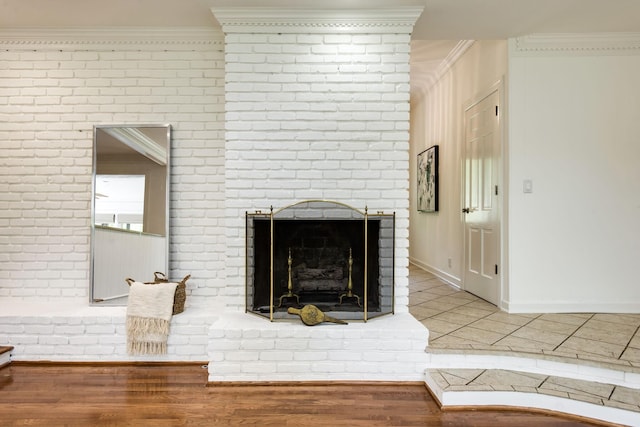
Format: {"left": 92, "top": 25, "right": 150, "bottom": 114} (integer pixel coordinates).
{"left": 417, "top": 145, "right": 438, "bottom": 212}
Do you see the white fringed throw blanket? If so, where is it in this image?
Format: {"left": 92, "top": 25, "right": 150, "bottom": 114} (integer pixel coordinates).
{"left": 126, "top": 281, "right": 177, "bottom": 355}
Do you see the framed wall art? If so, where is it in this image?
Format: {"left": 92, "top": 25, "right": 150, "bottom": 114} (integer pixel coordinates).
{"left": 417, "top": 145, "right": 438, "bottom": 212}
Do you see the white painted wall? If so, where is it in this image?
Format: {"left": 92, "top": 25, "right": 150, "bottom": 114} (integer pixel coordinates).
{"left": 93, "top": 227, "right": 166, "bottom": 300}
{"left": 411, "top": 35, "right": 640, "bottom": 313}
{"left": 507, "top": 37, "right": 640, "bottom": 312}
{"left": 409, "top": 40, "right": 508, "bottom": 287}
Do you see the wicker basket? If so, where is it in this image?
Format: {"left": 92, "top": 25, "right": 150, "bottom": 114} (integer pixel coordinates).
{"left": 126, "top": 272, "right": 190, "bottom": 315}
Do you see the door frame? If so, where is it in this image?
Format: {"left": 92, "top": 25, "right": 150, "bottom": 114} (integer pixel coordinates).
{"left": 461, "top": 78, "right": 507, "bottom": 310}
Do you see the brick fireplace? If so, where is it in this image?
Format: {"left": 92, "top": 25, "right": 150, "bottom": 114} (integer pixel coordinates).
{"left": 208, "top": 7, "right": 429, "bottom": 381}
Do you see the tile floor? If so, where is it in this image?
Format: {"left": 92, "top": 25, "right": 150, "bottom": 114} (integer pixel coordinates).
{"left": 408, "top": 264, "right": 640, "bottom": 416}
{"left": 408, "top": 264, "right": 640, "bottom": 369}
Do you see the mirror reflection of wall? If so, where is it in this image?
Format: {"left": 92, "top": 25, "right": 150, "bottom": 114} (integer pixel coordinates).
{"left": 95, "top": 175, "right": 146, "bottom": 231}
{"left": 91, "top": 125, "right": 170, "bottom": 305}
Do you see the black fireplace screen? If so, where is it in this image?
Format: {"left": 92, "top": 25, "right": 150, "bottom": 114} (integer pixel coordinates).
{"left": 246, "top": 200, "right": 394, "bottom": 321}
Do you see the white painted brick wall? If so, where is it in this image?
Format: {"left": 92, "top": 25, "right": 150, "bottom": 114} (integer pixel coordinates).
{"left": 0, "top": 19, "right": 425, "bottom": 375}
{"left": 0, "top": 32, "right": 226, "bottom": 361}
{"left": 0, "top": 37, "right": 226, "bottom": 305}
{"left": 208, "top": 7, "right": 426, "bottom": 379}
{"left": 1, "top": 304, "right": 215, "bottom": 362}
{"left": 224, "top": 31, "right": 412, "bottom": 312}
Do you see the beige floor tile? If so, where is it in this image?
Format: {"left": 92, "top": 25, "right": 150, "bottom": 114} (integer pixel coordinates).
{"left": 409, "top": 305, "right": 443, "bottom": 320}
{"left": 566, "top": 393, "right": 604, "bottom": 405}
{"left": 512, "top": 385, "right": 540, "bottom": 393}
{"left": 575, "top": 353, "right": 631, "bottom": 367}
{"left": 425, "top": 286, "right": 463, "bottom": 297}
{"left": 463, "top": 299, "right": 500, "bottom": 312}
{"left": 619, "top": 346, "right": 640, "bottom": 364}
{"left": 493, "top": 335, "right": 554, "bottom": 352}
{"left": 426, "top": 370, "right": 450, "bottom": 389}
{"left": 592, "top": 313, "right": 640, "bottom": 325}
{"left": 472, "top": 370, "right": 547, "bottom": 388}
{"left": 526, "top": 318, "right": 582, "bottom": 335}
{"left": 605, "top": 399, "right": 640, "bottom": 412}
{"left": 450, "top": 326, "right": 506, "bottom": 346}
{"left": 422, "top": 279, "right": 452, "bottom": 292}
{"left": 430, "top": 311, "right": 486, "bottom": 327}
{"left": 431, "top": 295, "right": 479, "bottom": 308}
{"left": 429, "top": 334, "right": 477, "bottom": 349}
{"left": 422, "top": 318, "right": 466, "bottom": 335}
{"left": 439, "top": 369, "right": 485, "bottom": 386}
{"left": 425, "top": 328, "right": 444, "bottom": 340}
{"left": 445, "top": 291, "right": 479, "bottom": 302}
{"left": 468, "top": 318, "right": 522, "bottom": 336}
{"left": 572, "top": 326, "right": 635, "bottom": 347}
{"left": 413, "top": 281, "right": 449, "bottom": 291}
{"left": 556, "top": 336, "right": 625, "bottom": 359}
{"left": 542, "top": 349, "right": 579, "bottom": 359}
{"left": 610, "top": 385, "right": 640, "bottom": 407}
{"left": 484, "top": 312, "right": 537, "bottom": 326}
{"left": 511, "top": 325, "right": 568, "bottom": 347}
{"left": 582, "top": 317, "right": 638, "bottom": 335}
{"left": 418, "top": 299, "right": 462, "bottom": 312}
{"left": 449, "top": 305, "right": 496, "bottom": 318}
{"left": 541, "top": 376, "right": 614, "bottom": 399}
{"left": 538, "top": 313, "right": 592, "bottom": 324}
{"left": 540, "top": 388, "right": 570, "bottom": 399}
{"left": 447, "top": 384, "right": 495, "bottom": 392}
{"left": 467, "top": 343, "right": 503, "bottom": 351}
{"left": 408, "top": 292, "right": 432, "bottom": 305}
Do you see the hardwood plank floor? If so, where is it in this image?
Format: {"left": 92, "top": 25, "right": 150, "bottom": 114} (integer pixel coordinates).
{"left": 0, "top": 363, "right": 606, "bottom": 426}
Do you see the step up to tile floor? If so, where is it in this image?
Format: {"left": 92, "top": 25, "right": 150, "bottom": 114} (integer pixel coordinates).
{"left": 425, "top": 364, "right": 640, "bottom": 427}
{"left": 409, "top": 265, "right": 640, "bottom": 426}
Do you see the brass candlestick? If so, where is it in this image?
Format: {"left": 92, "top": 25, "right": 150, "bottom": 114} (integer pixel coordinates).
{"left": 339, "top": 248, "right": 361, "bottom": 306}
{"left": 278, "top": 248, "right": 299, "bottom": 307}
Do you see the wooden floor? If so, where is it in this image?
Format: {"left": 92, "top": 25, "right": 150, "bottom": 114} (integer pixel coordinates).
{"left": 0, "top": 363, "right": 607, "bottom": 426}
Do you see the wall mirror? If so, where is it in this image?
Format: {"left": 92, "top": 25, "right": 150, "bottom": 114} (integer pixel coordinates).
{"left": 91, "top": 125, "right": 171, "bottom": 305}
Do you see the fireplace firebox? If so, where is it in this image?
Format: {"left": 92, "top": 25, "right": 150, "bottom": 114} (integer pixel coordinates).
{"left": 246, "top": 200, "right": 394, "bottom": 321}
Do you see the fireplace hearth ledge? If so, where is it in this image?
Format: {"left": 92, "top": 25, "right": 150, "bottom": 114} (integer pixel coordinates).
{"left": 207, "top": 312, "right": 429, "bottom": 382}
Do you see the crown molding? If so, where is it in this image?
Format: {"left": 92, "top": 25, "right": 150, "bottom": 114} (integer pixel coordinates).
{"left": 513, "top": 33, "right": 640, "bottom": 55}
{"left": 211, "top": 7, "right": 424, "bottom": 34}
{"left": 439, "top": 40, "right": 475, "bottom": 73}
{"left": 0, "top": 27, "right": 224, "bottom": 50}
{"left": 411, "top": 40, "right": 475, "bottom": 98}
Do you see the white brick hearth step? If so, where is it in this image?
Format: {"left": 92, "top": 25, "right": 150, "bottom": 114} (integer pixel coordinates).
{"left": 207, "top": 312, "right": 429, "bottom": 382}
{"left": 425, "top": 367, "right": 640, "bottom": 427}
{"left": 1, "top": 304, "right": 215, "bottom": 362}
{"left": 0, "top": 346, "right": 13, "bottom": 368}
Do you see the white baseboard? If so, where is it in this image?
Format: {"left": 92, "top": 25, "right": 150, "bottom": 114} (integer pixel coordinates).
{"left": 504, "top": 300, "right": 640, "bottom": 314}
{"left": 409, "top": 257, "right": 461, "bottom": 289}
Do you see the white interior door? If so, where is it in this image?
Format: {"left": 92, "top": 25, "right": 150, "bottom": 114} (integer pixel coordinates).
{"left": 463, "top": 90, "right": 501, "bottom": 305}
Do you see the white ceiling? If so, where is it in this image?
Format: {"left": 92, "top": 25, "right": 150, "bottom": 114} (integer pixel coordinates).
{"left": 2, "top": 0, "right": 640, "bottom": 93}
{"left": 3, "top": 0, "right": 640, "bottom": 38}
